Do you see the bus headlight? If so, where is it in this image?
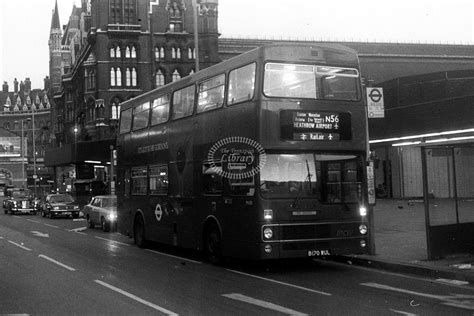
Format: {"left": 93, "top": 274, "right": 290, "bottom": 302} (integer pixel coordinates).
{"left": 264, "top": 209, "right": 273, "bottom": 220}
{"left": 108, "top": 213, "right": 117, "bottom": 221}
{"left": 359, "top": 206, "right": 367, "bottom": 217}
{"left": 263, "top": 227, "right": 273, "bottom": 240}
{"left": 360, "top": 240, "right": 367, "bottom": 248}
{"left": 264, "top": 244, "right": 273, "bottom": 253}
{"left": 359, "top": 224, "right": 368, "bottom": 235}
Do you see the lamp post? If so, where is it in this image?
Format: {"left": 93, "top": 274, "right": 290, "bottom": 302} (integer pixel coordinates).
{"left": 15, "top": 120, "right": 27, "bottom": 188}
{"left": 192, "top": 0, "right": 200, "bottom": 72}
{"left": 31, "top": 104, "right": 37, "bottom": 196}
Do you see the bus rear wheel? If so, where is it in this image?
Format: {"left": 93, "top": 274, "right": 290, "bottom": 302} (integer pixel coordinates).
{"left": 134, "top": 215, "right": 147, "bottom": 248}
{"left": 205, "top": 223, "right": 223, "bottom": 265}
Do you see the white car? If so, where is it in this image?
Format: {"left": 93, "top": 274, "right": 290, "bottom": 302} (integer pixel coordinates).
{"left": 83, "top": 195, "right": 117, "bottom": 232}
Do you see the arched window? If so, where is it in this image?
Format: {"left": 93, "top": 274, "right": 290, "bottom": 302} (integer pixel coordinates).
{"left": 131, "top": 46, "right": 136, "bottom": 58}
{"left": 126, "top": 46, "right": 130, "bottom": 58}
{"left": 172, "top": 69, "right": 181, "bottom": 82}
{"left": 131, "top": 68, "right": 137, "bottom": 86}
{"left": 188, "top": 48, "right": 193, "bottom": 59}
{"left": 160, "top": 47, "right": 165, "bottom": 59}
{"left": 155, "top": 70, "right": 165, "bottom": 87}
{"left": 126, "top": 68, "right": 131, "bottom": 86}
{"left": 172, "top": 47, "right": 176, "bottom": 59}
{"left": 177, "top": 48, "right": 181, "bottom": 59}
{"left": 111, "top": 97, "right": 121, "bottom": 120}
{"left": 116, "top": 68, "right": 122, "bottom": 86}
{"left": 115, "top": 46, "right": 121, "bottom": 58}
{"left": 110, "top": 47, "right": 115, "bottom": 58}
{"left": 110, "top": 68, "right": 116, "bottom": 86}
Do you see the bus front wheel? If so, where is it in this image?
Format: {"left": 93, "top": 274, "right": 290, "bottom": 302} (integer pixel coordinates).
{"left": 134, "top": 214, "right": 147, "bottom": 248}
{"left": 204, "top": 222, "right": 223, "bottom": 265}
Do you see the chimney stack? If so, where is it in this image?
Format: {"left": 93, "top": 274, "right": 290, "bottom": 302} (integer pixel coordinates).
{"left": 2, "top": 81, "right": 8, "bottom": 92}
{"left": 14, "top": 78, "right": 18, "bottom": 93}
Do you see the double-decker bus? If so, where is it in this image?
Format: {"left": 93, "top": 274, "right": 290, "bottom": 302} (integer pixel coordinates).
{"left": 116, "top": 43, "right": 374, "bottom": 263}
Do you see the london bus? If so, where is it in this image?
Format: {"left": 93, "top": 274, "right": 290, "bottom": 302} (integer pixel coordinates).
{"left": 116, "top": 43, "right": 374, "bottom": 263}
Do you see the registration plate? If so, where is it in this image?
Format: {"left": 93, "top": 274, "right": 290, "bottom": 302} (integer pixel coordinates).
{"left": 308, "top": 249, "right": 331, "bottom": 257}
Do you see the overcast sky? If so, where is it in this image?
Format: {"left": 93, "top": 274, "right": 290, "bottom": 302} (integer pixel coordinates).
{"left": 1, "top": 0, "right": 473, "bottom": 90}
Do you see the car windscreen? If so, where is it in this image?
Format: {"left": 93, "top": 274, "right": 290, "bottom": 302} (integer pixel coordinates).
{"left": 50, "top": 194, "right": 74, "bottom": 203}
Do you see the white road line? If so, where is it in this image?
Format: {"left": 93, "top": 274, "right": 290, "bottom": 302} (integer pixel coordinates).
{"left": 27, "top": 219, "right": 41, "bottom": 223}
{"left": 38, "top": 254, "right": 76, "bottom": 271}
{"left": 94, "top": 236, "right": 130, "bottom": 246}
{"left": 145, "top": 249, "right": 202, "bottom": 264}
{"left": 389, "top": 308, "right": 417, "bottom": 316}
{"left": 227, "top": 269, "right": 331, "bottom": 296}
{"left": 44, "top": 223, "right": 59, "bottom": 228}
{"left": 69, "top": 227, "right": 87, "bottom": 233}
{"left": 0, "top": 236, "right": 4, "bottom": 239}
{"left": 94, "top": 280, "right": 178, "bottom": 315}
{"left": 361, "top": 282, "right": 474, "bottom": 311}
{"left": 223, "top": 293, "right": 307, "bottom": 316}
{"left": 435, "top": 278, "right": 469, "bottom": 286}
{"left": 8, "top": 240, "right": 32, "bottom": 251}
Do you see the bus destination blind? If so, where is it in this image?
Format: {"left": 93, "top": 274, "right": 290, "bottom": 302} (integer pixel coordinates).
{"left": 280, "top": 110, "right": 351, "bottom": 141}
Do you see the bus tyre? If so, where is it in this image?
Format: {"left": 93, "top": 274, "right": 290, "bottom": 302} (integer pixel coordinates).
{"left": 134, "top": 215, "right": 147, "bottom": 248}
{"left": 205, "top": 223, "right": 223, "bottom": 265}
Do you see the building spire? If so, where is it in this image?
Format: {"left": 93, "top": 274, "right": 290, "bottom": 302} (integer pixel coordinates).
{"left": 51, "top": 0, "right": 61, "bottom": 31}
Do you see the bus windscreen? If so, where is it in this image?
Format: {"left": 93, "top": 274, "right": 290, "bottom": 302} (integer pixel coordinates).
{"left": 263, "top": 63, "right": 359, "bottom": 101}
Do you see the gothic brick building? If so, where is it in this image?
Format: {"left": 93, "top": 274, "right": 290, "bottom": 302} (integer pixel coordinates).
{"left": 45, "top": 0, "right": 220, "bottom": 191}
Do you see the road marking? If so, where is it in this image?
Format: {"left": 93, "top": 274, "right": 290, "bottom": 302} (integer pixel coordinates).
{"left": 145, "top": 249, "right": 202, "bottom": 264}
{"left": 73, "top": 218, "right": 86, "bottom": 222}
{"left": 94, "top": 280, "right": 178, "bottom": 315}
{"left": 69, "top": 227, "right": 87, "bottom": 233}
{"left": 389, "top": 309, "right": 417, "bottom": 316}
{"left": 44, "top": 223, "right": 59, "bottom": 228}
{"left": 94, "top": 236, "right": 130, "bottom": 246}
{"left": 31, "top": 231, "right": 50, "bottom": 238}
{"left": 435, "top": 278, "right": 469, "bottom": 286}
{"left": 227, "top": 269, "right": 331, "bottom": 296}
{"left": 361, "top": 282, "right": 474, "bottom": 311}
{"left": 38, "top": 254, "right": 76, "bottom": 271}
{"left": 223, "top": 293, "right": 307, "bottom": 316}
{"left": 27, "top": 219, "right": 41, "bottom": 223}
{"left": 8, "top": 240, "right": 32, "bottom": 251}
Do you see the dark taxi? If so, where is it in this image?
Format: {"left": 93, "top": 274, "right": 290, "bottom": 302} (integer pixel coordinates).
{"left": 40, "top": 193, "right": 80, "bottom": 218}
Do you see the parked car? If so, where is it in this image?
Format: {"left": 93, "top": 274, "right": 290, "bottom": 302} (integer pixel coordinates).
{"left": 40, "top": 193, "right": 80, "bottom": 218}
{"left": 3, "top": 189, "right": 39, "bottom": 215}
{"left": 82, "top": 195, "right": 117, "bottom": 232}
{"left": 3, "top": 186, "right": 20, "bottom": 208}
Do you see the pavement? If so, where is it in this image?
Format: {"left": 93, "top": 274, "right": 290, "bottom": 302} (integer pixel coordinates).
{"left": 337, "top": 199, "right": 474, "bottom": 285}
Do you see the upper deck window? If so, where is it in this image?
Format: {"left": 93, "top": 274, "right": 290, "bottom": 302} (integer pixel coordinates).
{"left": 263, "top": 63, "right": 359, "bottom": 101}
{"left": 133, "top": 101, "right": 150, "bottom": 131}
{"left": 172, "top": 85, "right": 195, "bottom": 119}
{"left": 227, "top": 63, "right": 256, "bottom": 105}
{"left": 197, "top": 74, "right": 225, "bottom": 113}
{"left": 151, "top": 95, "right": 170, "bottom": 125}
{"left": 119, "top": 108, "right": 132, "bottom": 134}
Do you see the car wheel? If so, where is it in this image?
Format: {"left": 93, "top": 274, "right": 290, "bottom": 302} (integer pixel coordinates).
{"left": 49, "top": 212, "right": 54, "bottom": 219}
{"left": 133, "top": 214, "right": 147, "bottom": 248}
{"left": 87, "top": 216, "right": 94, "bottom": 229}
{"left": 102, "top": 217, "right": 111, "bottom": 232}
{"left": 204, "top": 222, "right": 224, "bottom": 265}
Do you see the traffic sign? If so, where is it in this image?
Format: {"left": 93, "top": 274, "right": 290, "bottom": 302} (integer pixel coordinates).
{"left": 366, "top": 87, "right": 384, "bottom": 118}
